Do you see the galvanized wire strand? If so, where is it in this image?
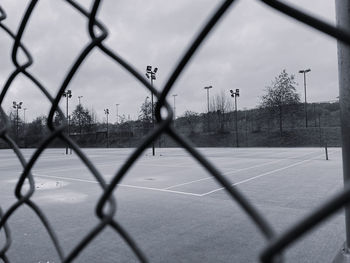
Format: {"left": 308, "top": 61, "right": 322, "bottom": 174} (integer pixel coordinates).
{"left": 159, "top": 0, "right": 236, "bottom": 105}
{"left": 0, "top": 133, "right": 65, "bottom": 261}
{"left": 165, "top": 125, "right": 275, "bottom": 239}
{"left": 0, "top": 208, "right": 11, "bottom": 259}
{"left": 0, "top": 6, "right": 6, "bottom": 21}
{"left": 259, "top": 0, "right": 350, "bottom": 45}
{"left": 65, "top": 0, "right": 161, "bottom": 98}
{"left": 260, "top": 182, "right": 350, "bottom": 262}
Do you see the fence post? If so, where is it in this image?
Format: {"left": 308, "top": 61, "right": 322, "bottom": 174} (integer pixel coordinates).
{"left": 334, "top": 1, "right": 350, "bottom": 261}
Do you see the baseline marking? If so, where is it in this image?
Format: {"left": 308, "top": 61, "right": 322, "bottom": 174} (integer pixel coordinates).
{"left": 33, "top": 173, "right": 201, "bottom": 197}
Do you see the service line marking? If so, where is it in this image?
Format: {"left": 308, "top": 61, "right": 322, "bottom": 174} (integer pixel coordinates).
{"left": 163, "top": 150, "right": 321, "bottom": 190}
{"left": 201, "top": 151, "right": 333, "bottom": 196}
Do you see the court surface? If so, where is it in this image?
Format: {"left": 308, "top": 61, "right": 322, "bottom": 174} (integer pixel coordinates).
{"left": 0, "top": 147, "right": 346, "bottom": 262}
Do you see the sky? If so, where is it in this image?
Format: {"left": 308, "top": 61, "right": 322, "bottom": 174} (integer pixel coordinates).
{"left": 0, "top": 0, "right": 339, "bottom": 123}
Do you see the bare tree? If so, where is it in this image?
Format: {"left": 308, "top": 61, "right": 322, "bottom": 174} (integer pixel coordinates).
{"left": 183, "top": 110, "right": 199, "bottom": 134}
{"left": 210, "top": 90, "right": 233, "bottom": 132}
{"left": 260, "top": 69, "right": 300, "bottom": 135}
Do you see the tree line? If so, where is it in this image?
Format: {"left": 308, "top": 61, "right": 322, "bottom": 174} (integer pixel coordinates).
{"left": 3, "top": 69, "right": 340, "bottom": 148}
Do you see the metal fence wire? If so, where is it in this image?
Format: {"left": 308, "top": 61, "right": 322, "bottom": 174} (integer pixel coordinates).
{"left": 1, "top": 1, "right": 350, "bottom": 262}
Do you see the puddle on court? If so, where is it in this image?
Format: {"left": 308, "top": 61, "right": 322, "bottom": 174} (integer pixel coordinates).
{"left": 34, "top": 191, "right": 88, "bottom": 204}
{"left": 6, "top": 177, "right": 69, "bottom": 191}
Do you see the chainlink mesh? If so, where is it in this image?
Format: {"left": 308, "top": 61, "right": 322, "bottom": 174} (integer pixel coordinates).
{"left": 0, "top": 1, "right": 350, "bottom": 262}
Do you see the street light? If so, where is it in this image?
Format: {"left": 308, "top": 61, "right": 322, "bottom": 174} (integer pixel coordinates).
{"left": 23, "top": 108, "right": 27, "bottom": 124}
{"left": 230, "top": 89, "right": 240, "bottom": 147}
{"left": 204, "top": 86, "right": 213, "bottom": 132}
{"left": 299, "top": 68, "right": 311, "bottom": 128}
{"left": 62, "top": 90, "right": 72, "bottom": 154}
{"left": 172, "top": 94, "right": 177, "bottom": 125}
{"left": 78, "top": 95, "right": 83, "bottom": 105}
{"left": 12, "top": 101, "right": 23, "bottom": 143}
{"left": 145, "top": 65, "right": 158, "bottom": 156}
{"left": 104, "top": 108, "right": 109, "bottom": 148}
{"left": 77, "top": 96, "right": 83, "bottom": 134}
{"left": 116, "top": 104, "right": 119, "bottom": 124}
{"left": 23, "top": 107, "right": 27, "bottom": 147}
{"left": 204, "top": 86, "right": 213, "bottom": 113}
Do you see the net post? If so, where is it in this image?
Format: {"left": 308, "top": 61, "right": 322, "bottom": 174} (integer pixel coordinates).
{"left": 334, "top": 0, "right": 350, "bottom": 261}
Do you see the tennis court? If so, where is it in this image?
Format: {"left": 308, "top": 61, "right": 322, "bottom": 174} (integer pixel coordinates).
{"left": 0, "top": 147, "right": 345, "bottom": 262}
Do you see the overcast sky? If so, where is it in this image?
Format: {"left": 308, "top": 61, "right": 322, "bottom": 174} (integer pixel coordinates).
{"left": 0, "top": 0, "right": 339, "bottom": 123}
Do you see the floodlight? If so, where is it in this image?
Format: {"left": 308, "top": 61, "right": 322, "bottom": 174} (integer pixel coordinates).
{"left": 230, "top": 90, "right": 233, "bottom": 93}
{"left": 153, "top": 67, "right": 158, "bottom": 73}
{"left": 147, "top": 65, "right": 152, "bottom": 73}
{"left": 236, "top": 89, "right": 239, "bottom": 93}
{"left": 152, "top": 75, "right": 156, "bottom": 80}
{"left": 299, "top": 70, "right": 304, "bottom": 73}
{"left": 145, "top": 73, "right": 149, "bottom": 79}
{"left": 13, "top": 101, "right": 16, "bottom": 105}
{"left": 19, "top": 102, "right": 23, "bottom": 105}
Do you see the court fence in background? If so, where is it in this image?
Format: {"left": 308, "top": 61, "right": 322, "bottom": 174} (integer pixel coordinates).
{"left": 1, "top": 1, "right": 350, "bottom": 262}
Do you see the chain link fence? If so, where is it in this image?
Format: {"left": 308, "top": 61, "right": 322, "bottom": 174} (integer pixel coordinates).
{"left": 0, "top": 1, "right": 350, "bottom": 262}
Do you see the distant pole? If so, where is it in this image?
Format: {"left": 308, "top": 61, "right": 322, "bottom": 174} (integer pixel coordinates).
{"left": 204, "top": 86, "right": 212, "bottom": 114}
{"left": 12, "top": 101, "right": 23, "bottom": 143}
{"left": 204, "top": 86, "right": 212, "bottom": 131}
{"left": 104, "top": 109, "right": 109, "bottom": 148}
{"left": 299, "top": 69, "right": 311, "bottom": 128}
{"left": 23, "top": 108, "right": 27, "bottom": 124}
{"left": 334, "top": 1, "right": 350, "bottom": 261}
{"left": 230, "top": 89, "right": 240, "bottom": 147}
{"left": 23, "top": 107, "right": 27, "bottom": 148}
{"left": 244, "top": 107, "right": 248, "bottom": 147}
{"left": 116, "top": 104, "right": 119, "bottom": 124}
{"left": 78, "top": 96, "right": 83, "bottom": 134}
{"left": 78, "top": 95, "right": 83, "bottom": 105}
{"left": 146, "top": 65, "right": 158, "bottom": 156}
{"left": 172, "top": 94, "right": 177, "bottom": 125}
{"left": 62, "top": 90, "right": 72, "bottom": 154}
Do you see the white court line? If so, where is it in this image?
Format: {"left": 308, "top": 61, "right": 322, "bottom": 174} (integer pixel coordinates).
{"left": 163, "top": 159, "right": 284, "bottom": 190}
{"left": 163, "top": 150, "right": 321, "bottom": 190}
{"left": 201, "top": 151, "right": 334, "bottom": 196}
{"left": 33, "top": 173, "right": 202, "bottom": 197}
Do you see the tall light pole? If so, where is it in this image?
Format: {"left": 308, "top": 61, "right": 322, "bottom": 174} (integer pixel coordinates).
{"left": 62, "top": 90, "right": 72, "bottom": 154}
{"left": 230, "top": 89, "right": 240, "bottom": 147}
{"left": 146, "top": 65, "right": 158, "bottom": 156}
{"left": 334, "top": 2, "right": 350, "bottom": 261}
{"left": 78, "top": 96, "right": 83, "bottom": 134}
{"left": 204, "top": 86, "right": 213, "bottom": 132}
{"left": 172, "top": 94, "right": 177, "bottom": 125}
{"left": 23, "top": 108, "right": 27, "bottom": 124}
{"left": 116, "top": 103, "right": 119, "bottom": 124}
{"left": 12, "top": 101, "right": 23, "bottom": 143}
{"left": 104, "top": 108, "right": 109, "bottom": 148}
{"left": 78, "top": 95, "right": 83, "bottom": 105}
{"left": 23, "top": 107, "right": 27, "bottom": 148}
{"left": 299, "top": 69, "right": 311, "bottom": 128}
{"left": 204, "top": 86, "right": 212, "bottom": 113}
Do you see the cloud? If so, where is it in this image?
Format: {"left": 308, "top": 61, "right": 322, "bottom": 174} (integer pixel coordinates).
{"left": 0, "top": 0, "right": 339, "bottom": 122}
